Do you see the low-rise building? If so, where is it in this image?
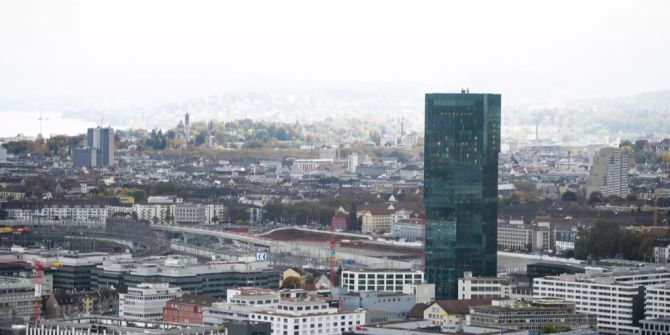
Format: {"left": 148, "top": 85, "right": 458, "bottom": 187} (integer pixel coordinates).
{"left": 423, "top": 299, "right": 491, "bottom": 333}
{"left": 203, "top": 288, "right": 280, "bottom": 326}
{"left": 163, "top": 294, "right": 218, "bottom": 325}
{"left": 458, "top": 271, "right": 514, "bottom": 300}
{"left": 467, "top": 299, "right": 596, "bottom": 332}
{"left": 25, "top": 316, "right": 222, "bottom": 335}
{"left": 92, "top": 255, "right": 280, "bottom": 298}
{"left": 119, "top": 282, "right": 182, "bottom": 321}
{"left": 0, "top": 276, "right": 36, "bottom": 322}
{"left": 338, "top": 290, "right": 416, "bottom": 321}
{"left": 249, "top": 296, "right": 365, "bottom": 335}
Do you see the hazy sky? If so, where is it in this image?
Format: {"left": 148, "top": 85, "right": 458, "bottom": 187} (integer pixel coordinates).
{"left": 1, "top": 0, "right": 669, "bottom": 107}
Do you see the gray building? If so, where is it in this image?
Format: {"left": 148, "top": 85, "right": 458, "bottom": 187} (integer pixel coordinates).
{"left": 641, "top": 319, "right": 670, "bottom": 335}
{"left": 74, "top": 127, "right": 115, "bottom": 168}
{"left": 91, "top": 256, "right": 280, "bottom": 298}
{"left": 338, "top": 290, "right": 416, "bottom": 321}
{"left": 586, "top": 147, "right": 629, "bottom": 198}
{"left": 175, "top": 204, "right": 206, "bottom": 224}
{"left": 0, "top": 276, "right": 36, "bottom": 322}
{"left": 73, "top": 147, "right": 97, "bottom": 168}
{"left": 468, "top": 299, "right": 596, "bottom": 332}
{"left": 224, "top": 321, "right": 271, "bottom": 335}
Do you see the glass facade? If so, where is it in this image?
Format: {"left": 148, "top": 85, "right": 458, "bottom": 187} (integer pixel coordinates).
{"left": 424, "top": 93, "right": 500, "bottom": 299}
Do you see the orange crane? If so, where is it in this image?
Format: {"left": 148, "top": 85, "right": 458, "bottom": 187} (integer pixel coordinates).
{"left": 329, "top": 218, "right": 338, "bottom": 286}
{"left": 32, "top": 260, "right": 45, "bottom": 323}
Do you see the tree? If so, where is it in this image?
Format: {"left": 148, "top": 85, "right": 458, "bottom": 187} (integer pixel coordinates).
{"left": 211, "top": 215, "right": 219, "bottom": 223}
{"left": 543, "top": 324, "right": 571, "bottom": 334}
{"left": 347, "top": 203, "right": 358, "bottom": 231}
{"left": 619, "top": 140, "right": 634, "bottom": 149}
{"left": 587, "top": 191, "right": 604, "bottom": 204}
{"left": 281, "top": 276, "right": 302, "bottom": 289}
{"left": 561, "top": 191, "right": 578, "bottom": 202}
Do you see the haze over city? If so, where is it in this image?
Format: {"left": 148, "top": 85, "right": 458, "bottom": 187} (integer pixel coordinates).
{"left": 2, "top": 0, "right": 670, "bottom": 136}
{"left": 1, "top": 2, "right": 670, "bottom": 335}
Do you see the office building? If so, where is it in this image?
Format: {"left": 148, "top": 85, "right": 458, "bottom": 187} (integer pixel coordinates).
{"left": 640, "top": 319, "right": 670, "bottom": 335}
{"left": 25, "top": 316, "right": 221, "bottom": 335}
{"left": 534, "top": 267, "right": 670, "bottom": 335}
{"left": 73, "top": 147, "right": 97, "bottom": 168}
{"left": 402, "top": 283, "right": 435, "bottom": 304}
{"left": 646, "top": 282, "right": 670, "bottom": 319}
{"left": 91, "top": 255, "right": 280, "bottom": 298}
{"left": 0, "top": 248, "right": 130, "bottom": 292}
{"left": 468, "top": 299, "right": 596, "bottom": 332}
{"left": 0, "top": 276, "right": 37, "bottom": 322}
{"left": 458, "top": 271, "right": 514, "bottom": 300}
{"left": 338, "top": 290, "right": 416, "bottom": 321}
{"left": 424, "top": 92, "right": 501, "bottom": 299}
{"left": 249, "top": 296, "right": 365, "bottom": 335}
{"left": 319, "top": 147, "right": 337, "bottom": 161}
{"left": 222, "top": 321, "right": 272, "bottom": 335}
{"left": 174, "top": 204, "right": 206, "bottom": 224}
{"left": 203, "top": 288, "right": 280, "bottom": 325}
{"left": 586, "top": 147, "right": 629, "bottom": 198}
{"left": 340, "top": 269, "right": 423, "bottom": 293}
{"left": 119, "top": 282, "right": 182, "bottom": 321}
{"left": 73, "top": 127, "right": 114, "bottom": 168}
{"left": 347, "top": 153, "right": 359, "bottom": 174}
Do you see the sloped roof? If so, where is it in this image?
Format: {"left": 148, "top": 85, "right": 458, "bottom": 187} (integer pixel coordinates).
{"left": 430, "top": 299, "right": 492, "bottom": 315}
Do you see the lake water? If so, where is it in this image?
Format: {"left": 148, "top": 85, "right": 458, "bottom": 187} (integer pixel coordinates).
{"left": 0, "top": 111, "right": 98, "bottom": 138}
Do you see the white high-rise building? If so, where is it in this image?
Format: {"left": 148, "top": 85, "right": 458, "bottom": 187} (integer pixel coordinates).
{"left": 586, "top": 147, "right": 629, "bottom": 198}
{"left": 347, "top": 153, "right": 359, "bottom": 174}
{"left": 119, "top": 283, "right": 182, "bottom": 321}
{"left": 534, "top": 267, "right": 670, "bottom": 335}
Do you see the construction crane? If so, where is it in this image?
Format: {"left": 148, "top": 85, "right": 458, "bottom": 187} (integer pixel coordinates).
{"left": 32, "top": 260, "right": 45, "bottom": 324}
{"left": 329, "top": 218, "right": 338, "bottom": 287}
{"left": 38, "top": 114, "right": 49, "bottom": 137}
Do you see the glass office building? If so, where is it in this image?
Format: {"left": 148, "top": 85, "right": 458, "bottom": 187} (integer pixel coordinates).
{"left": 424, "top": 92, "right": 500, "bottom": 299}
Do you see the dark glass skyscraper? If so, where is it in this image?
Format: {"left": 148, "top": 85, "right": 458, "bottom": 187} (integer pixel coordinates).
{"left": 424, "top": 92, "right": 500, "bottom": 299}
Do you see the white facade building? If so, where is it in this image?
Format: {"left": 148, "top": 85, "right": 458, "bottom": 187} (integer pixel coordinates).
{"left": 203, "top": 288, "right": 280, "bottom": 325}
{"left": 534, "top": 268, "right": 670, "bottom": 335}
{"left": 347, "top": 153, "right": 359, "bottom": 174}
{"left": 654, "top": 245, "right": 670, "bottom": 264}
{"left": 645, "top": 282, "right": 670, "bottom": 319}
{"left": 119, "top": 283, "right": 182, "bottom": 321}
{"left": 341, "top": 269, "right": 423, "bottom": 293}
{"left": 458, "top": 271, "right": 513, "bottom": 300}
{"left": 250, "top": 297, "right": 365, "bottom": 335}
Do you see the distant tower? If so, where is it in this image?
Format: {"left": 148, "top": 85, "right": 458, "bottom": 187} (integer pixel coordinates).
{"left": 400, "top": 119, "right": 405, "bottom": 137}
{"left": 184, "top": 112, "right": 191, "bottom": 142}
